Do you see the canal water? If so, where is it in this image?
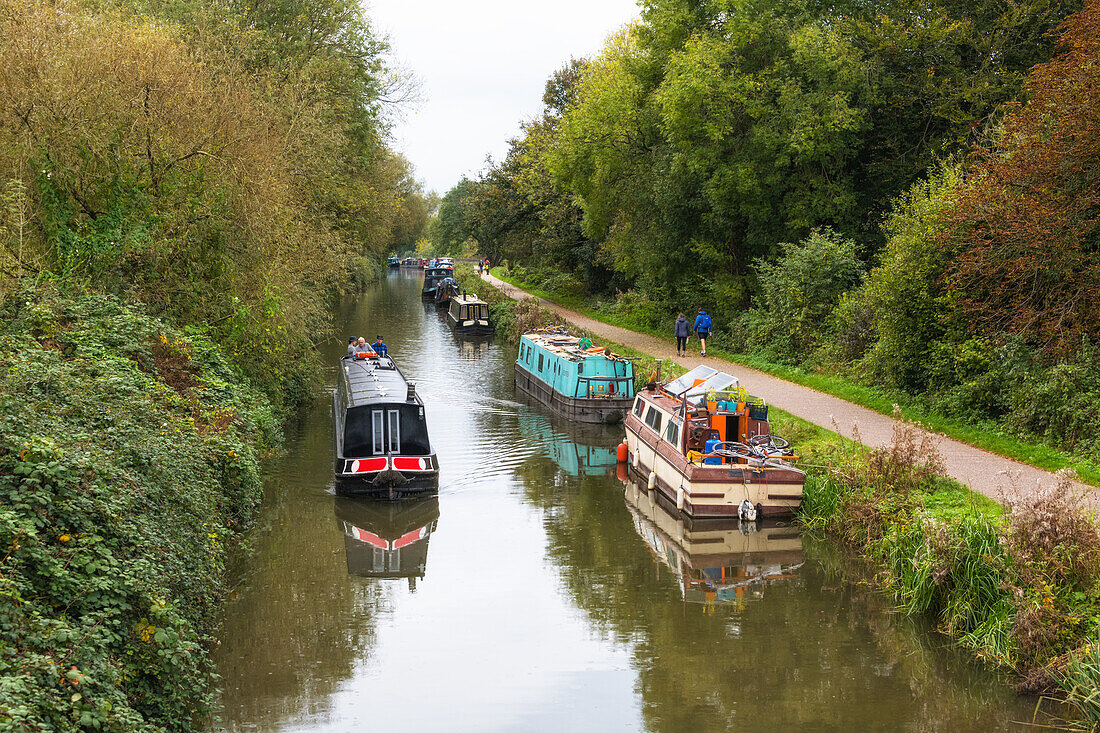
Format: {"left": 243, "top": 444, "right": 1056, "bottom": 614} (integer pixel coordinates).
{"left": 213, "top": 270, "right": 1037, "bottom": 732}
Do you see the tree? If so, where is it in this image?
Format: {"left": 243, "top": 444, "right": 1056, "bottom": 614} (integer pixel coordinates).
{"left": 943, "top": 1, "right": 1100, "bottom": 357}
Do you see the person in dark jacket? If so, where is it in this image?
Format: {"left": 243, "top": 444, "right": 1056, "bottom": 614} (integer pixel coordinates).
{"left": 674, "top": 313, "right": 689, "bottom": 357}
{"left": 693, "top": 309, "right": 712, "bottom": 356}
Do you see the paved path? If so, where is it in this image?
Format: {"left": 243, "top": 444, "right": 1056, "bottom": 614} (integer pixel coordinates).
{"left": 481, "top": 271, "right": 1089, "bottom": 506}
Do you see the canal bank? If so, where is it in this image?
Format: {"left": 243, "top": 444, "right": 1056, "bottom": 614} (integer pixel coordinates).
{"left": 213, "top": 270, "right": 1046, "bottom": 731}
{"left": 475, "top": 268, "right": 1100, "bottom": 716}
{"left": 477, "top": 270, "right": 1091, "bottom": 508}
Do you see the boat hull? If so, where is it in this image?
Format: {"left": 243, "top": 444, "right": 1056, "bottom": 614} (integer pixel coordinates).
{"left": 515, "top": 362, "right": 633, "bottom": 424}
{"left": 333, "top": 462, "right": 439, "bottom": 498}
{"left": 623, "top": 412, "right": 804, "bottom": 518}
{"left": 447, "top": 311, "right": 494, "bottom": 335}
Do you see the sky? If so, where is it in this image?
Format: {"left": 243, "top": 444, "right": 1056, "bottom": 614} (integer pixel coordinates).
{"left": 367, "top": 0, "right": 642, "bottom": 196}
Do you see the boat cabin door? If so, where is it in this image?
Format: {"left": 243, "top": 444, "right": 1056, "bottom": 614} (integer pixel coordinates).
{"left": 370, "top": 408, "right": 402, "bottom": 454}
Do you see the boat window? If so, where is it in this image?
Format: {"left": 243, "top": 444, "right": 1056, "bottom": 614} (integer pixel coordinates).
{"left": 578, "top": 361, "right": 584, "bottom": 374}
{"left": 633, "top": 397, "right": 644, "bottom": 417}
{"left": 664, "top": 419, "right": 680, "bottom": 446}
{"left": 538, "top": 353, "right": 544, "bottom": 372}
{"left": 387, "top": 410, "right": 400, "bottom": 452}
{"left": 644, "top": 405, "right": 663, "bottom": 432}
{"left": 372, "top": 410, "right": 385, "bottom": 455}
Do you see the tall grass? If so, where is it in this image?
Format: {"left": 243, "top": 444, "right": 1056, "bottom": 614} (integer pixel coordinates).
{"left": 799, "top": 414, "right": 1100, "bottom": 721}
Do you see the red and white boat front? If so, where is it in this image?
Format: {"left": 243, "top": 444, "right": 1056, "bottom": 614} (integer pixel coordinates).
{"left": 623, "top": 366, "right": 805, "bottom": 518}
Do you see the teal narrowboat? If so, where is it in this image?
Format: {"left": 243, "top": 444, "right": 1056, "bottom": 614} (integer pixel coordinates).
{"left": 514, "top": 329, "right": 635, "bottom": 424}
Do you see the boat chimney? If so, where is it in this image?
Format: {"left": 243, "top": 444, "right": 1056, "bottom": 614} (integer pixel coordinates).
{"left": 407, "top": 382, "right": 416, "bottom": 401}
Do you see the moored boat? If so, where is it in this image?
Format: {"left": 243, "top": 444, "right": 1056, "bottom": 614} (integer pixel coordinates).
{"left": 333, "top": 350, "right": 439, "bottom": 497}
{"left": 623, "top": 365, "right": 805, "bottom": 518}
{"left": 434, "top": 277, "right": 460, "bottom": 308}
{"left": 514, "top": 329, "right": 635, "bottom": 424}
{"left": 387, "top": 255, "right": 400, "bottom": 268}
{"left": 447, "top": 292, "right": 494, "bottom": 334}
{"left": 421, "top": 264, "right": 455, "bottom": 300}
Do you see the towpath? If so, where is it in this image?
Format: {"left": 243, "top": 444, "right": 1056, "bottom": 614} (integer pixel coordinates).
{"left": 479, "top": 270, "right": 1090, "bottom": 506}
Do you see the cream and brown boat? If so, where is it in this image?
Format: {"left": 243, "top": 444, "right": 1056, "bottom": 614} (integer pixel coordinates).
{"left": 622, "top": 365, "right": 805, "bottom": 519}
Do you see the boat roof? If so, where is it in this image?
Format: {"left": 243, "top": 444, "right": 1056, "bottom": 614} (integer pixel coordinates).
{"left": 452, "top": 293, "right": 487, "bottom": 306}
{"left": 664, "top": 365, "right": 739, "bottom": 397}
{"left": 521, "top": 330, "right": 628, "bottom": 363}
{"left": 340, "top": 355, "right": 416, "bottom": 408}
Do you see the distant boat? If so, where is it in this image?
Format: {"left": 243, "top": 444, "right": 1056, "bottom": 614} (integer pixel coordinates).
{"left": 421, "top": 264, "right": 454, "bottom": 300}
{"left": 448, "top": 292, "right": 494, "bottom": 335}
{"left": 514, "top": 329, "right": 635, "bottom": 424}
{"left": 434, "top": 277, "right": 460, "bottom": 308}
{"left": 623, "top": 365, "right": 805, "bottom": 519}
{"left": 333, "top": 350, "right": 439, "bottom": 497}
{"left": 387, "top": 256, "right": 400, "bottom": 268}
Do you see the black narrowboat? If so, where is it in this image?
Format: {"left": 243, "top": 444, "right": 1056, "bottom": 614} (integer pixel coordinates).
{"left": 421, "top": 265, "right": 454, "bottom": 300}
{"left": 334, "top": 351, "right": 439, "bottom": 497}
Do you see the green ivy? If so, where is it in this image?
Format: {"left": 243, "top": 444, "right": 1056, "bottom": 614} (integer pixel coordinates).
{"left": 0, "top": 285, "right": 277, "bottom": 731}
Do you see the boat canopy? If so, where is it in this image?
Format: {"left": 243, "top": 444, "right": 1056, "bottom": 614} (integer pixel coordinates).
{"left": 663, "top": 365, "right": 739, "bottom": 403}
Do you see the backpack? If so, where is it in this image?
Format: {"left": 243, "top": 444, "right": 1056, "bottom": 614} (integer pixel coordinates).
{"left": 697, "top": 312, "right": 712, "bottom": 331}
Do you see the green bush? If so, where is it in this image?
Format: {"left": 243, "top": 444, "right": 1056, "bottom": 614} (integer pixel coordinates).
{"left": 0, "top": 286, "right": 275, "bottom": 730}
{"left": 744, "top": 228, "right": 864, "bottom": 362}
{"left": 861, "top": 166, "right": 962, "bottom": 391}
{"left": 1010, "top": 339, "right": 1100, "bottom": 455}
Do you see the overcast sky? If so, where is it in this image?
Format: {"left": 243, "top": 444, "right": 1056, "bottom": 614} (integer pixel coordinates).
{"left": 367, "top": 0, "right": 641, "bottom": 196}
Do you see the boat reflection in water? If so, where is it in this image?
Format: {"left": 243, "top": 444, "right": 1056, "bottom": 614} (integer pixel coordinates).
{"left": 623, "top": 478, "right": 803, "bottom": 606}
{"left": 516, "top": 396, "right": 622, "bottom": 476}
{"left": 334, "top": 497, "right": 439, "bottom": 589}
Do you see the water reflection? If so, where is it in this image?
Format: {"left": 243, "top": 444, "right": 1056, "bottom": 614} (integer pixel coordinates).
{"left": 334, "top": 497, "right": 439, "bottom": 586}
{"left": 623, "top": 481, "right": 803, "bottom": 607}
{"left": 516, "top": 398, "right": 622, "bottom": 477}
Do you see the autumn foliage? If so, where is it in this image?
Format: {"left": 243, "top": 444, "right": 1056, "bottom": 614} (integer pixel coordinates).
{"left": 945, "top": 0, "right": 1100, "bottom": 356}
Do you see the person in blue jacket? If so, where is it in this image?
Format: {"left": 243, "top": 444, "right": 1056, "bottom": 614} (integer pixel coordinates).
{"left": 372, "top": 335, "right": 388, "bottom": 356}
{"left": 693, "top": 309, "right": 712, "bottom": 357}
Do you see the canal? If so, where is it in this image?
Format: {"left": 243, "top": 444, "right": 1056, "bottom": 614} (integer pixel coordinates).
{"left": 213, "top": 270, "right": 1036, "bottom": 731}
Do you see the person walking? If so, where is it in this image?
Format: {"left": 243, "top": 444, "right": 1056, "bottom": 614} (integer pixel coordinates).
{"left": 674, "top": 313, "right": 689, "bottom": 357}
{"left": 693, "top": 309, "right": 712, "bottom": 357}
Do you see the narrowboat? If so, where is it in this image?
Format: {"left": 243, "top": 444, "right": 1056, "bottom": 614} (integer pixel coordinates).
{"left": 387, "top": 255, "right": 400, "bottom": 268}
{"left": 400, "top": 256, "right": 418, "bottom": 268}
{"left": 333, "top": 350, "right": 439, "bottom": 497}
{"left": 447, "top": 293, "right": 494, "bottom": 335}
{"left": 334, "top": 496, "right": 439, "bottom": 587}
{"left": 434, "top": 277, "right": 460, "bottom": 308}
{"left": 515, "top": 329, "right": 635, "bottom": 424}
{"left": 421, "top": 264, "right": 455, "bottom": 300}
{"left": 623, "top": 479, "right": 803, "bottom": 605}
{"left": 623, "top": 365, "right": 805, "bottom": 518}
